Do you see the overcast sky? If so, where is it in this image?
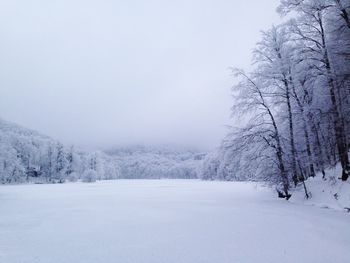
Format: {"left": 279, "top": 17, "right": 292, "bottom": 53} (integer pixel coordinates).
{"left": 0, "top": 0, "right": 281, "bottom": 150}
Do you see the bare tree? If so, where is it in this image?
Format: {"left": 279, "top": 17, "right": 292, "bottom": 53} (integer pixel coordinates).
{"left": 230, "top": 69, "right": 291, "bottom": 197}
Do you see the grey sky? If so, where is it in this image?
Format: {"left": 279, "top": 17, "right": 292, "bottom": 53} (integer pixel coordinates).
{"left": 0, "top": 0, "right": 281, "bottom": 150}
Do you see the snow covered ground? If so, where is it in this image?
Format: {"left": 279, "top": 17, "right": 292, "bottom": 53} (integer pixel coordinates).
{"left": 0, "top": 180, "right": 349, "bottom": 263}
{"left": 291, "top": 164, "right": 350, "bottom": 212}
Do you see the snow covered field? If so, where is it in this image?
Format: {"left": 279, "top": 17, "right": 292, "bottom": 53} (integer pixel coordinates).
{"left": 0, "top": 180, "right": 349, "bottom": 263}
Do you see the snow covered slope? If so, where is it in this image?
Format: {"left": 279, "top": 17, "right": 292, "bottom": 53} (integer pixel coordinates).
{"left": 0, "top": 180, "right": 349, "bottom": 263}
{"left": 0, "top": 118, "right": 121, "bottom": 183}
{"left": 0, "top": 119, "right": 203, "bottom": 183}
{"left": 291, "top": 164, "right": 350, "bottom": 212}
{"left": 106, "top": 145, "right": 205, "bottom": 179}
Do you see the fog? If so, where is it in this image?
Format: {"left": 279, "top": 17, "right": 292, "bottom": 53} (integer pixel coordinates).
{"left": 0, "top": 0, "right": 281, "bottom": 150}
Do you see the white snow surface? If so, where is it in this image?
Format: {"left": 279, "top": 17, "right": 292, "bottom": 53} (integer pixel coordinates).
{"left": 291, "top": 164, "right": 350, "bottom": 212}
{"left": 0, "top": 180, "right": 349, "bottom": 263}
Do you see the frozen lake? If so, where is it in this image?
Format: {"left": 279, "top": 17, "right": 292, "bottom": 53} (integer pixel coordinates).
{"left": 0, "top": 180, "right": 349, "bottom": 263}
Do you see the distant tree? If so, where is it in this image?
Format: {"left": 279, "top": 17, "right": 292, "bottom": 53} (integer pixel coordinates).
{"left": 82, "top": 169, "right": 97, "bottom": 183}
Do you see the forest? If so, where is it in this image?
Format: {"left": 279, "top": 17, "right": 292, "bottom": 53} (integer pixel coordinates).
{"left": 0, "top": 118, "right": 202, "bottom": 183}
{"left": 200, "top": 0, "right": 350, "bottom": 199}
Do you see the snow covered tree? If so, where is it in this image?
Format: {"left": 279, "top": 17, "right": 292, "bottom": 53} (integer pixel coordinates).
{"left": 82, "top": 169, "right": 97, "bottom": 183}
{"left": 229, "top": 69, "right": 291, "bottom": 196}
{"left": 278, "top": 0, "right": 350, "bottom": 180}
{"left": 200, "top": 0, "right": 349, "bottom": 198}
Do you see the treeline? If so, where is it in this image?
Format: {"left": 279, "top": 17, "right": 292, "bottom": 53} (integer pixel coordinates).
{"left": 108, "top": 146, "right": 204, "bottom": 179}
{"left": 200, "top": 0, "right": 350, "bottom": 198}
{"left": 0, "top": 119, "right": 120, "bottom": 184}
{"left": 0, "top": 119, "right": 203, "bottom": 184}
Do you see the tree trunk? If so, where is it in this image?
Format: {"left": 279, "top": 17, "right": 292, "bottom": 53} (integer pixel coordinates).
{"left": 284, "top": 78, "right": 300, "bottom": 185}
{"left": 319, "top": 11, "right": 350, "bottom": 180}
{"left": 292, "top": 82, "right": 316, "bottom": 178}
{"left": 325, "top": 50, "right": 349, "bottom": 180}
{"left": 309, "top": 116, "right": 327, "bottom": 177}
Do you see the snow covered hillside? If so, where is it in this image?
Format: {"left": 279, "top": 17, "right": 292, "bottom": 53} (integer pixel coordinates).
{"left": 291, "top": 164, "right": 350, "bottom": 212}
{"left": 0, "top": 180, "right": 349, "bottom": 263}
{"left": 0, "top": 119, "right": 204, "bottom": 183}
{"left": 106, "top": 145, "right": 205, "bottom": 179}
{"left": 0, "top": 118, "right": 120, "bottom": 183}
